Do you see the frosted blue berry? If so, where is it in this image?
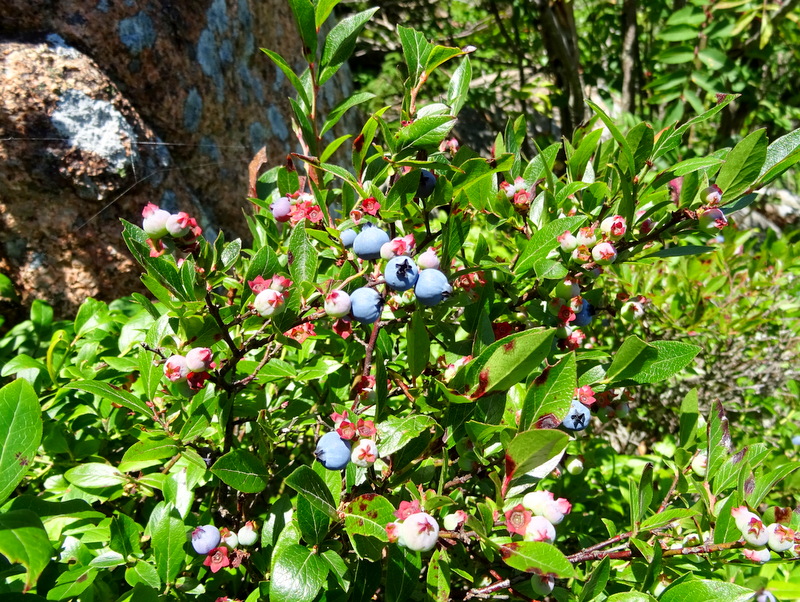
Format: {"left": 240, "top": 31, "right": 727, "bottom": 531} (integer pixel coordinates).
{"left": 385, "top": 256, "right": 419, "bottom": 291}
{"left": 350, "top": 287, "right": 383, "bottom": 324}
{"left": 353, "top": 226, "right": 390, "bottom": 260}
{"left": 315, "top": 431, "right": 352, "bottom": 470}
{"left": 340, "top": 228, "right": 357, "bottom": 248}
{"left": 562, "top": 400, "right": 590, "bottom": 431}
{"left": 191, "top": 525, "right": 221, "bottom": 555}
{"left": 414, "top": 269, "right": 452, "bottom": 307}
{"left": 417, "top": 170, "right": 436, "bottom": 198}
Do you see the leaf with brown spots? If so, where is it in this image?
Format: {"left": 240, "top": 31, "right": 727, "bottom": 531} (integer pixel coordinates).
{"left": 519, "top": 352, "right": 576, "bottom": 431}
{"left": 454, "top": 328, "right": 554, "bottom": 398}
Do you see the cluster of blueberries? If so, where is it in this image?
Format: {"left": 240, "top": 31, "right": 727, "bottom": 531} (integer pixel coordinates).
{"left": 269, "top": 170, "right": 452, "bottom": 325}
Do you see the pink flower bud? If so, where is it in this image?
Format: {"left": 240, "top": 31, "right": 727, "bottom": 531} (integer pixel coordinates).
{"left": 704, "top": 184, "right": 722, "bottom": 205}
{"left": 185, "top": 347, "right": 214, "bottom": 372}
{"left": 166, "top": 212, "right": 192, "bottom": 237}
{"left": 592, "top": 242, "right": 617, "bottom": 265}
{"left": 742, "top": 547, "right": 771, "bottom": 563}
{"left": 576, "top": 226, "right": 597, "bottom": 248}
{"left": 558, "top": 230, "right": 578, "bottom": 252}
{"left": 699, "top": 207, "right": 728, "bottom": 230}
{"left": 237, "top": 521, "right": 259, "bottom": 547}
{"left": 143, "top": 205, "right": 171, "bottom": 238}
{"left": 324, "top": 290, "right": 352, "bottom": 318}
{"left": 522, "top": 490, "right": 572, "bottom": 525}
{"left": 397, "top": 512, "right": 439, "bottom": 552}
{"left": 417, "top": 248, "right": 440, "bottom": 270}
{"left": 253, "top": 289, "right": 285, "bottom": 317}
{"left": 523, "top": 516, "right": 556, "bottom": 543}
{"left": 164, "top": 355, "right": 189, "bottom": 382}
{"left": 351, "top": 439, "right": 378, "bottom": 467}
{"left": 600, "top": 215, "right": 627, "bottom": 240}
{"left": 270, "top": 275, "right": 292, "bottom": 292}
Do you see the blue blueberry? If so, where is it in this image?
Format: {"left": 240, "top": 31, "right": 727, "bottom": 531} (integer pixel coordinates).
{"left": 414, "top": 269, "right": 452, "bottom": 306}
{"left": 350, "top": 287, "right": 383, "bottom": 324}
{"left": 191, "top": 525, "right": 221, "bottom": 555}
{"left": 315, "top": 431, "right": 352, "bottom": 470}
{"left": 385, "top": 256, "right": 419, "bottom": 291}
{"left": 573, "top": 302, "right": 593, "bottom": 327}
{"left": 417, "top": 170, "right": 436, "bottom": 198}
{"left": 792, "top": 435, "right": 800, "bottom": 446}
{"left": 353, "top": 225, "right": 390, "bottom": 260}
{"left": 340, "top": 228, "right": 357, "bottom": 248}
{"left": 562, "top": 400, "right": 591, "bottom": 431}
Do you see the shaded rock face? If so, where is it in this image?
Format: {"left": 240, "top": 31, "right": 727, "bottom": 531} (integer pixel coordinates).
{"left": 0, "top": 0, "right": 353, "bottom": 318}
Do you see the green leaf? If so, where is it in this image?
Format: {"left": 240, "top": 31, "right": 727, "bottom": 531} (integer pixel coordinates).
{"left": 287, "top": 224, "right": 318, "bottom": 287}
{"left": 604, "top": 336, "right": 655, "bottom": 383}
{"left": 706, "top": 400, "right": 733, "bottom": 482}
{"left": 64, "top": 380, "right": 152, "bottom": 417}
{"left": 320, "top": 92, "right": 376, "bottom": 137}
{"left": 458, "top": 329, "right": 555, "bottom": 397}
{"left": 659, "top": 579, "right": 754, "bottom": 602}
{"left": 319, "top": 8, "right": 379, "bottom": 86}
{"left": 47, "top": 565, "right": 98, "bottom": 600}
{"left": 343, "top": 494, "right": 395, "bottom": 561}
{"left": 533, "top": 258, "right": 568, "bottom": 280}
{"left": 287, "top": 0, "right": 317, "bottom": 58}
{"left": 407, "top": 312, "right": 430, "bottom": 379}
{"left": 260, "top": 48, "right": 310, "bottom": 110}
{"left": 606, "top": 593, "right": 658, "bottom": 602}
{"left": 296, "top": 494, "right": 330, "bottom": 545}
{"left": 398, "top": 26, "right": 431, "bottom": 85}
{"left": 606, "top": 339, "right": 700, "bottom": 385}
{"left": 446, "top": 55, "right": 471, "bottom": 115}
{"left": 65, "top": 463, "right": 127, "bottom": 489}
{"left": 504, "top": 429, "right": 569, "bottom": 485}
{"left": 586, "top": 100, "right": 635, "bottom": 177}
{"left": 377, "top": 415, "right": 436, "bottom": 457}
{"left": 314, "top": 0, "right": 340, "bottom": 29}
{"left": 498, "top": 541, "right": 576, "bottom": 578}
{"left": 395, "top": 115, "right": 456, "bottom": 149}
{"left": 654, "top": 95, "right": 738, "bottom": 159}
{"left": 715, "top": 129, "right": 767, "bottom": 200}
{"left": 622, "top": 122, "right": 654, "bottom": 174}
{"left": 579, "top": 556, "right": 610, "bottom": 602}
{"left": 634, "top": 463, "right": 654, "bottom": 526}
{"left": 0, "top": 510, "right": 53, "bottom": 592}
{"left": 270, "top": 544, "right": 328, "bottom": 602}
{"left": 757, "top": 127, "right": 800, "bottom": 186}
{"left": 746, "top": 462, "right": 800, "bottom": 508}
{"left": 425, "top": 45, "right": 467, "bottom": 76}
{"left": 119, "top": 437, "right": 178, "bottom": 473}
{"left": 671, "top": 156, "right": 725, "bottom": 177}
{"left": 149, "top": 504, "right": 185, "bottom": 586}
{"left": 515, "top": 217, "right": 586, "bottom": 275}
{"left": 642, "top": 245, "right": 715, "bottom": 259}
{"left": 567, "top": 129, "right": 603, "bottom": 181}
{"left": 519, "top": 352, "right": 576, "bottom": 431}
{"left": 679, "top": 388, "right": 699, "bottom": 449}
{"left": 285, "top": 466, "right": 338, "bottom": 520}
{"left": 125, "top": 561, "right": 161, "bottom": 590}
{"left": 210, "top": 449, "right": 269, "bottom": 493}
{"left": 0, "top": 380, "right": 42, "bottom": 506}
{"left": 426, "top": 548, "right": 451, "bottom": 602}
{"left": 386, "top": 545, "right": 422, "bottom": 602}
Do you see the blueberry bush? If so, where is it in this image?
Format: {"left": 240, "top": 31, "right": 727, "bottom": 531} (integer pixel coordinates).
{"left": 3, "top": 2, "right": 800, "bottom": 601}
